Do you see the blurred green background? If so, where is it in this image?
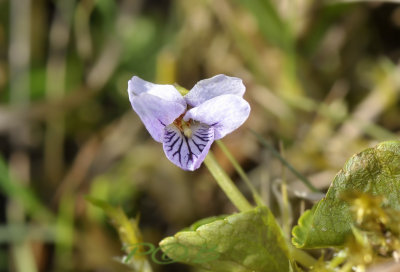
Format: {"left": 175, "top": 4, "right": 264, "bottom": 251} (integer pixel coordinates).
{"left": 0, "top": 0, "right": 400, "bottom": 271}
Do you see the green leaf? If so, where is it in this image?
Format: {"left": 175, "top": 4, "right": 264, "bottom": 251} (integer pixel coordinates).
{"left": 86, "top": 196, "right": 143, "bottom": 247}
{"left": 86, "top": 196, "right": 153, "bottom": 272}
{"left": 183, "top": 215, "right": 228, "bottom": 231}
{"left": 160, "top": 206, "right": 290, "bottom": 272}
{"left": 292, "top": 141, "right": 400, "bottom": 248}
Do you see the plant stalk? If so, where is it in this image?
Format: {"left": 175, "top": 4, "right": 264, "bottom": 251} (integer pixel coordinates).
{"left": 215, "top": 140, "right": 263, "bottom": 205}
{"left": 204, "top": 152, "right": 252, "bottom": 212}
{"left": 289, "top": 245, "right": 317, "bottom": 268}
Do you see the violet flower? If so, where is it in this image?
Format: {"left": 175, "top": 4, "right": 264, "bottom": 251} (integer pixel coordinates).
{"left": 127, "top": 74, "right": 250, "bottom": 171}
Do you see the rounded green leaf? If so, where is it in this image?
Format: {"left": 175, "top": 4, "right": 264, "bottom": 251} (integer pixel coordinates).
{"left": 160, "top": 206, "right": 290, "bottom": 272}
{"left": 292, "top": 141, "right": 400, "bottom": 248}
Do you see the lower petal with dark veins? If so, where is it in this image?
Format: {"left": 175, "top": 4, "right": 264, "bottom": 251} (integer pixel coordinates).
{"left": 162, "top": 123, "right": 214, "bottom": 171}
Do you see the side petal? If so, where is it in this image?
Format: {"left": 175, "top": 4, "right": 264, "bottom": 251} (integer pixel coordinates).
{"left": 183, "top": 94, "right": 250, "bottom": 140}
{"left": 163, "top": 123, "right": 214, "bottom": 171}
{"left": 128, "top": 76, "right": 186, "bottom": 107}
{"left": 184, "top": 74, "right": 245, "bottom": 107}
{"left": 131, "top": 93, "right": 186, "bottom": 142}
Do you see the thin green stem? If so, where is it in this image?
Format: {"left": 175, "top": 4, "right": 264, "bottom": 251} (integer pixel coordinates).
{"left": 215, "top": 140, "right": 263, "bottom": 206}
{"left": 289, "top": 245, "right": 317, "bottom": 268}
{"left": 279, "top": 141, "right": 291, "bottom": 237}
{"left": 204, "top": 152, "right": 252, "bottom": 212}
{"left": 328, "top": 251, "right": 347, "bottom": 269}
{"left": 250, "top": 129, "right": 320, "bottom": 193}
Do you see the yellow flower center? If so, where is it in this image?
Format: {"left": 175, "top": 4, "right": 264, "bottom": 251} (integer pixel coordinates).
{"left": 183, "top": 126, "right": 192, "bottom": 138}
{"left": 173, "top": 114, "right": 192, "bottom": 138}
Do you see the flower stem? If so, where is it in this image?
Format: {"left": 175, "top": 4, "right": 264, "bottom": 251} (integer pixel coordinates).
{"left": 289, "top": 245, "right": 317, "bottom": 268}
{"left": 204, "top": 152, "right": 252, "bottom": 212}
{"left": 279, "top": 141, "right": 291, "bottom": 238}
{"left": 215, "top": 140, "right": 263, "bottom": 206}
{"left": 328, "top": 251, "right": 347, "bottom": 269}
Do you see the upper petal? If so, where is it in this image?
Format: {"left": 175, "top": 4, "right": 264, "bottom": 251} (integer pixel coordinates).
{"left": 183, "top": 94, "right": 250, "bottom": 140}
{"left": 131, "top": 93, "right": 186, "bottom": 142}
{"left": 184, "top": 74, "right": 245, "bottom": 107}
{"left": 163, "top": 123, "right": 214, "bottom": 171}
{"left": 128, "top": 76, "right": 186, "bottom": 107}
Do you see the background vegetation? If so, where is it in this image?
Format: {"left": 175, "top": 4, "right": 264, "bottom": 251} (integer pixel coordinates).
{"left": 0, "top": 0, "right": 400, "bottom": 271}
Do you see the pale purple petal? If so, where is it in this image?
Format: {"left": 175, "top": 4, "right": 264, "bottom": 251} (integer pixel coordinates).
{"left": 184, "top": 74, "right": 245, "bottom": 107}
{"left": 163, "top": 123, "right": 214, "bottom": 171}
{"left": 183, "top": 94, "right": 250, "bottom": 140}
{"left": 131, "top": 93, "right": 186, "bottom": 142}
{"left": 128, "top": 76, "right": 186, "bottom": 107}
